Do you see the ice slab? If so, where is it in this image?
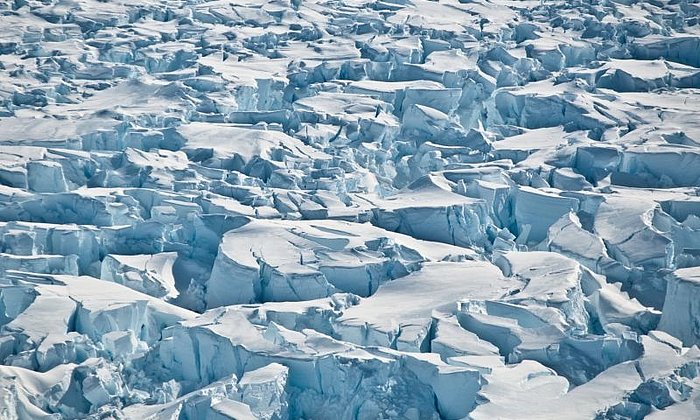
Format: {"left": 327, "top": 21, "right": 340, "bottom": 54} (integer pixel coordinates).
{"left": 368, "top": 174, "right": 493, "bottom": 248}
{"left": 335, "top": 261, "right": 517, "bottom": 351}
{"left": 205, "top": 217, "right": 478, "bottom": 308}
{"left": 100, "top": 252, "right": 178, "bottom": 299}
{"left": 658, "top": 267, "right": 700, "bottom": 347}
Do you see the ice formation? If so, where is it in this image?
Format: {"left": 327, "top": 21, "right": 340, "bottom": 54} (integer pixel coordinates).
{"left": 0, "top": 0, "right": 699, "bottom": 418}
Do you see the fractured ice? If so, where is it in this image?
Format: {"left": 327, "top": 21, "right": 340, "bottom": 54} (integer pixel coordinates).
{"left": 1, "top": 0, "right": 700, "bottom": 418}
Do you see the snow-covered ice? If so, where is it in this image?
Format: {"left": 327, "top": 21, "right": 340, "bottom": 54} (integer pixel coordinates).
{"left": 1, "top": 0, "right": 700, "bottom": 418}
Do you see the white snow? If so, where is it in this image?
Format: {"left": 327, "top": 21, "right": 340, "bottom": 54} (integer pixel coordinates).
{"left": 0, "top": 0, "right": 699, "bottom": 417}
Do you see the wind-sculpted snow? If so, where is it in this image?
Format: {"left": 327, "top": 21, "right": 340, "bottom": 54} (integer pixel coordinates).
{"left": 1, "top": 0, "right": 700, "bottom": 418}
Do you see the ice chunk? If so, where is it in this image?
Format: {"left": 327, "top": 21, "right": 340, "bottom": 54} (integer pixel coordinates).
{"left": 369, "top": 174, "right": 492, "bottom": 248}
{"left": 0, "top": 254, "right": 78, "bottom": 277}
{"left": 0, "top": 363, "right": 77, "bottom": 417}
{"left": 101, "top": 331, "right": 138, "bottom": 360}
{"left": 457, "top": 298, "right": 643, "bottom": 385}
{"left": 78, "top": 358, "right": 128, "bottom": 408}
{"left": 544, "top": 212, "right": 627, "bottom": 280}
{"left": 594, "top": 196, "right": 673, "bottom": 270}
{"left": 495, "top": 251, "right": 590, "bottom": 331}
{"left": 225, "top": 293, "right": 360, "bottom": 337}
{"left": 335, "top": 261, "right": 516, "bottom": 351}
{"left": 631, "top": 36, "right": 700, "bottom": 68}
{"left": 575, "top": 145, "right": 622, "bottom": 184}
{"left": 658, "top": 267, "right": 700, "bottom": 346}
{"left": 3, "top": 291, "right": 77, "bottom": 350}
{"left": 431, "top": 312, "right": 500, "bottom": 359}
{"left": 0, "top": 117, "right": 123, "bottom": 150}
{"left": 469, "top": 360, "right": 569, "bottom": 419}
{"left": 159, "top": 311, "right": 443, "bottom": 419}
{"left": 1, "top": 272, "right": 194, "bottom": 352}
{"left": 205, "top": 217, "right": 477, "bottom": 307}
{"left": 100, "top": 252, "right": 178, "bottom": 299}
{"left": 513, "top": 186, "right": 579, "bottom": 244}
{"left": 238, "top": 363, "right": 288, "bottom": 420}
{"left": 26, "top": 161, "right": 68, "bottom": 193}
{"left": 619, "top": 145, "right": 700, "bottom": 188}
{"left": 123, "top": 373, "right": 244, "bottom": 420}
{"left": 346, "top": 80, "right": 461, "bottom": 116}
{"left": 176, "top": 123, "right": 330, "bottom": 176}
{"left": 492, "top": 127, "right": 570, "bottom": 163}
{"left": 209, "top": 400, "right": 256, "bottom": 420}
{"left": 471, "top": 335, "right": 697, "bottom": 419}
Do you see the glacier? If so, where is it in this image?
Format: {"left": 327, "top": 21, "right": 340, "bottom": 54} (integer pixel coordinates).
{"left": 1, "top": 0, "right": 700, "bottom": 418}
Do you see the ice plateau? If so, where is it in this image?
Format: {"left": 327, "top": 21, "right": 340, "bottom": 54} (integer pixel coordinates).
{"left": 1, "top": 0, "right": 700, "bottom": 418}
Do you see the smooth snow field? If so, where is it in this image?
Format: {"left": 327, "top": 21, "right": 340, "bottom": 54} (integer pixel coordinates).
{"left": 1, "top": 0, "right": 700, "bottom": 418}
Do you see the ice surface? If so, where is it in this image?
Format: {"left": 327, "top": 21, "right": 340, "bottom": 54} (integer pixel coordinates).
{"left": 1, "top": 0, "right": 700, "bottom": 417}
{"left": 335, "top": 261, "right": 515, "bottom": 351}
{"left": 206, "top": 217, "right": 477, "bottom": 307}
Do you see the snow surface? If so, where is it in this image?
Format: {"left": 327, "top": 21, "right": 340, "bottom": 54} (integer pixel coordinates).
{"left": 1, "top": 0, "right": 700, "bottom": 418}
